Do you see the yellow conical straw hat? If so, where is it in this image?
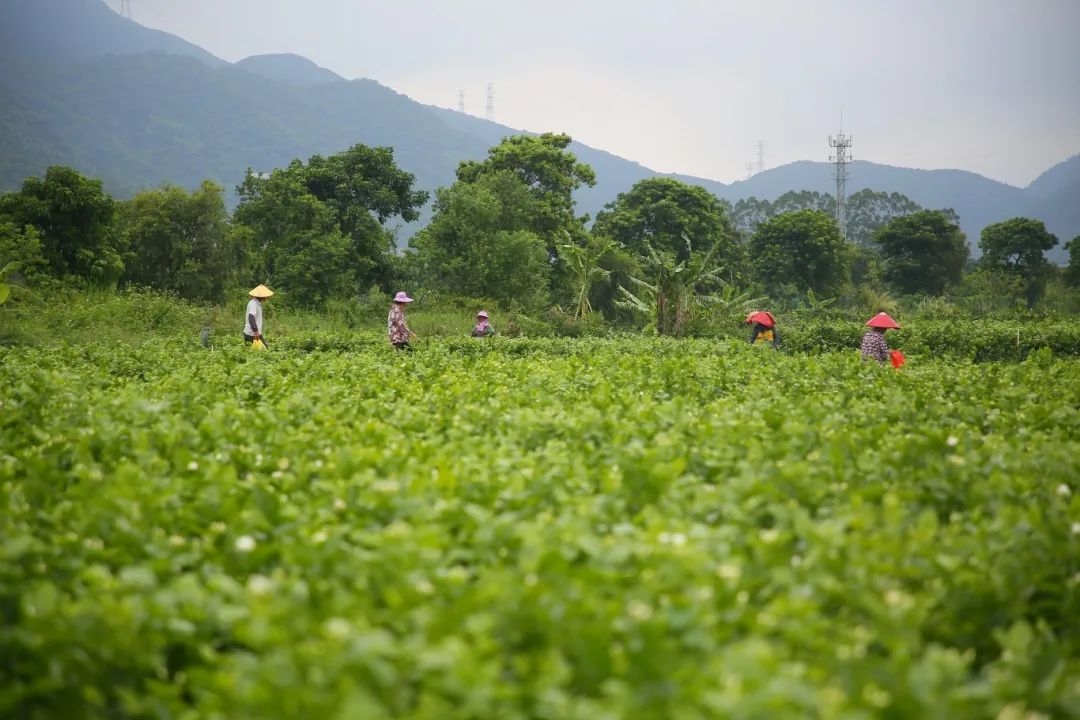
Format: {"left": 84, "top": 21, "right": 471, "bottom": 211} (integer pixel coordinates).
{"left": 249, "top": 284, "right": 274, "bottom": 298}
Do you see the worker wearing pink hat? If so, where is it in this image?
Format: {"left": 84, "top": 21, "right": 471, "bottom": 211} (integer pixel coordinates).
{"left": 860, "top": 312, "right": 900, "bottom": 363}
{"left": 470, "top": 310, "right": 496, "bottom": 338}
{"left": 388, "top": 291, "right": 416, "bottom": 350}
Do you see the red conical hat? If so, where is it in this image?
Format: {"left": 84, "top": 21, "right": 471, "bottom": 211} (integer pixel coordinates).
{"left": 866, "top": 312, "right": 900, "bottom": 329}
{"left": 748, "top": 311, "right": 776, "bottom": 328}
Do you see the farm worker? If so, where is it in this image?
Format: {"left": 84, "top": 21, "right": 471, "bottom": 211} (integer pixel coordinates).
{"left": 861, "top": 312, "right": 900, "bottom": 363}
{"left": 388, "top": 291, "right": 417, "bottom": 350}
{"left": 243, "top": 284, "right": 273, "bottom": 346}
{"left": 471, "top": 310, "right": 496, "bottom": 337}
{"left": 745, "top": 310, "right": 780, "bottom": 349}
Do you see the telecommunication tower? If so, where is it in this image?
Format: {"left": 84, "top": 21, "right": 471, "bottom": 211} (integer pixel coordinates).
{"left": 457, "top": 89, "right": 466, "bottom": 114}
{"left": 119, "top": 0, "right": 132, "bottom": 18}
{"left": 828, "top": 130, "right": 853, "bottom": 239}
{"left": 485, "top": 83, "right": 495, "bottom": 120}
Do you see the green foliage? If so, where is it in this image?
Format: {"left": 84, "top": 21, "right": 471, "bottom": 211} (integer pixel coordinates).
{"left": 1064, "top": 236, "right": 1080, "bottom": 288}
{"left": 749, "top": 209, "right": 852, "bottom": 300}
{"left": 2, "top": 327, "right": 1079, "bottom": 718}
{"left": 979, "top": 218, "right": 1059, "bottom": 308}
{"left": 592, "top": 177, "right": 743, "bottom": 273}
{"left": 0, "top": 261, "right": 20, "bottom": 305}
{"left": 616, "top": 233, "right": 732, "bottom": 336}
{"left": 559, "top": 235, "right": 616, "bottom": 318}
{"left": 0, "top": 166, "right": 123, "bottom": 286}
{"left": 0, "top": 220, "right": 47, "bottom": 285}
{"left": 730, "top": 189, "right": 956, "bottom": 248}
{"left": 455, "top": 133, "right": 595, "bottom": 248}
{"left": 873, "top": 210, "right": 969, "bottom": 295}
{"left": 410, "top": 171, "right": 551, "bottom": 310}
{"left": 118, "top": 181, "right": 243, "bottom": 302}
{"left": 234, "top": 144, "right": 427, "bottom": 307}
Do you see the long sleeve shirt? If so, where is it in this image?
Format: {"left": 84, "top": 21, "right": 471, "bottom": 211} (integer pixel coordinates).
{"left": 860, "top": 330, "right": 889, "bottom": 363}
{"left": 244, "top": 298, "right": 263, "bottom": 337}
{"left": 388, "top": 305, "right": 411, "bottom": 344}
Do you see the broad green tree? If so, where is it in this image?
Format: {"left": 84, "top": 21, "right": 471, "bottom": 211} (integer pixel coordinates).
{"left": 979, "top": 217, "right": 1058, "bottom": 307}
{"left": 749, "top": 209, "right": 851, "bottom": 299}
{"left": 455, "top": 132, "right": 595, "bottom": 248}
{"left": 410, "top": 171, "right": 550, "bottom": 309}
{"left": 235, "top": 144, "right": 427, "bottom": 306}
{"left": 872, "top": 210, "right": 968, "bottom": 295}
{"left": 0, "top": 166, "right": 122, "bottom": 286}
{"left": 119, "top": 181, "right": 242, "bottom": 302}
{"left": 591, "top": 178, "right": 741, "bottom": 271}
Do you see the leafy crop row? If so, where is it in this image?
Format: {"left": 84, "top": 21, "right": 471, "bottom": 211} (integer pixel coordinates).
{"left": 1, "top": 338, "right": 1078, "bottom": 718}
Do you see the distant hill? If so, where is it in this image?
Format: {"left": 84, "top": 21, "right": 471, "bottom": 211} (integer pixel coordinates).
{"left": 1026, "top": 154, "right": 1080, "bottom": 199}
{"left": 0, "top": 0, "right": 1075, "bottom": 262}
{"left": 235, "top": 54, "right": 346, "bottom": 86}
{"left": 0, "top": 0, "right": 223, "bottom": 67}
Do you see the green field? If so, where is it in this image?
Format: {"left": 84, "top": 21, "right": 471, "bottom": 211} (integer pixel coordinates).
{"left": 2, "top": 331, "right": 1079, "bottom": 718}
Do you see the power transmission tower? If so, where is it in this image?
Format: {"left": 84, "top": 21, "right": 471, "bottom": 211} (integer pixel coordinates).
{"left": 119, "top": 0, "right": 132, "bottom": 18}
{"left": 745, "top": 163, "right": 755, "bottom": 180}
{"left": 485, "top": 82, "right": 495, "bottom": 120}
{"left": 457, "top": 89, "right": 466, "bottom": 114}
{"left": 828, "top": 130, "right": 853, "bottom": 239}
{"left": 756, "top": 140, "right": 764, "bottom": 174}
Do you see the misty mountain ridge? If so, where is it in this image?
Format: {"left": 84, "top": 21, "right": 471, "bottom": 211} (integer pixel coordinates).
{"left": 0, "top": 0, "right": 1076, "bottom": 262}
{"left": 235, "top": 54, "right": 347, "bottom": 86}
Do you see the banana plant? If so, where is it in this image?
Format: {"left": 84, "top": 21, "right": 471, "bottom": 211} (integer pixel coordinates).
{"left": 559, "top": 236, "right": 616, "bottom": 319}
{"left": 615, "top": 233, "right": 735, "bottom": 336}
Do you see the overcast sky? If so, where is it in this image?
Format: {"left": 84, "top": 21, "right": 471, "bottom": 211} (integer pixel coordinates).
{"left": 118, "top": 0, "right": 1079, "bottom": 187}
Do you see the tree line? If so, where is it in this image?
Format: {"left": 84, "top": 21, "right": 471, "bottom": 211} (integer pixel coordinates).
{"left": 1, "top": 133, "right": 1077, "bottom": 327}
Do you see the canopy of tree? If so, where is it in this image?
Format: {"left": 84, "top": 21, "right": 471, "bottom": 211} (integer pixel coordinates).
{"left": 873, "top": 210, "right": 969, "bottom": 296}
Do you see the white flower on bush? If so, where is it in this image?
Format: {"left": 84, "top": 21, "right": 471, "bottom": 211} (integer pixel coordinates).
{"left": 333, "top": 498, "right": 347, "bottom": 512}
{"left": 323, "top": 617, "right": 351, "bottom": 640}
{"left": 1057, "top": 484, "right": 1071, "bottom": 498}
{"left": 234, "top": 535, "right": 256, "bottom": 553}
{"left": 246, "top": 574, "right": 273, "bottom": 596}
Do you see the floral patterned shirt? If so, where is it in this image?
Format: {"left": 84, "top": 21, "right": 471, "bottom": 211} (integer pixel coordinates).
{"left": 860, "top": 330, "right": 889, "bottom": 363}
{"left": 388, "top": 305, "right": 411, "bottom": 344}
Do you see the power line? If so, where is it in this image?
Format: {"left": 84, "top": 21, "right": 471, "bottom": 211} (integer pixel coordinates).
{"left": 828, "top": 128, "right": 853, "bottom": 240}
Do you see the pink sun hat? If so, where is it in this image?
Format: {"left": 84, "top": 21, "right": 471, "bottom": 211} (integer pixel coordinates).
{"left": 477, "top": 310, "right": 489, "bottom": 318}
{"left": 393, "top": 291, "right": 414, "bottom": 303}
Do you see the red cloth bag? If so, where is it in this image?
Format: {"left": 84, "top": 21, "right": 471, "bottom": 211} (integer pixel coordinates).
{"left": 890, "top": 349, "right": 906, "bottom": 369}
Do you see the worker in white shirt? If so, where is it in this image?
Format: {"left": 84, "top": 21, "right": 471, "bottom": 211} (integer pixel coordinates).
{"left": 243, "top": 284, "right": 273, "bottom": 346}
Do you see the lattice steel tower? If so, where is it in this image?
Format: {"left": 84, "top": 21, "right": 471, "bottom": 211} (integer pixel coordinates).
{"left": 828, "top": 130, "right": 853, "bottom": 239}
{"left": 458, "top": 89, "right": 466, "bottom": 113}
{"left": 485, "top": 83, "right": 495, "bottom": 120}
{"left": 119, "top": 0, "right": 132, "bottom": 18}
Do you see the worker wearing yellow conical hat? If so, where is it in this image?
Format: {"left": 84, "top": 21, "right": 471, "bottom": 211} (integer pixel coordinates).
{"left": 244, "top": 284, "right": 273, "bottom": 347}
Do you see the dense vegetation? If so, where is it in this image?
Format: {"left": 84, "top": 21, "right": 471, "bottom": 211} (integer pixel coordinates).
{"left": 2, "top": 130, "right": 1079, "bottom": 330}
{"left": 2, "top": 317, "right": 1079, "bottom": 718}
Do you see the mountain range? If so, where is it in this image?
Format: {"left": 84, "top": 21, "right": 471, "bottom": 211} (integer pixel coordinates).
{"left": 0, "top": 0, "right": 1076, "bottom": 262}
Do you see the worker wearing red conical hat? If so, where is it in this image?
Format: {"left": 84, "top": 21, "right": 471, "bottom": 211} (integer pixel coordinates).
{"left": 860, "top": 312, "right": 900, "bottom": 363}
{"left": 744, "top": 310, "right": 780, "bottom": 349}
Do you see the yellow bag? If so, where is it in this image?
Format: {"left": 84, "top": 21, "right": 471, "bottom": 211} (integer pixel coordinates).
{"left": 250, "top": 338, "right": 266, "bottom": 351}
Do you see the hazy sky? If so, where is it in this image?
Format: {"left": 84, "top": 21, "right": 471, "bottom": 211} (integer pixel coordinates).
{"left": 117, "top": 0, "right": 1079, "bottom": 187}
